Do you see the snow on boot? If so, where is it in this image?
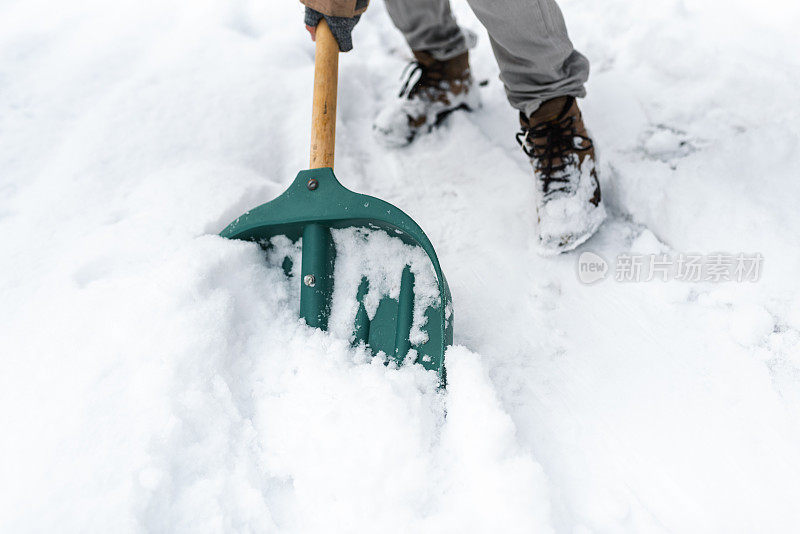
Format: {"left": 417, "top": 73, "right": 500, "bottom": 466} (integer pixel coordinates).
{"left": 517, "top": 96, "right": 606, "bottom": 255}
{"left": 373, "top": 51, "right": 479, "bottom": 147}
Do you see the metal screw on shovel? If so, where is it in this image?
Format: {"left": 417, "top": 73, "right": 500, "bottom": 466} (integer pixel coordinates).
{"left": 303, "top": 274, "right": 316, "bottom": 287}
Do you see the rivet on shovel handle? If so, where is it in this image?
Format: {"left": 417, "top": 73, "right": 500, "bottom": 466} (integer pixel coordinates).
{"left": 307, "top": 178, "right": 319, "bottom": 190}
{"left": 299, "top": 223, "right": 333, "bottom": 329}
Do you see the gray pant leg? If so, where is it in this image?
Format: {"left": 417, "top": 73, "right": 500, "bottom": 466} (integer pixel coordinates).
{"left": 384, "top": 0, "right": 590, "bottom": 116}
{"left": 383, "top": 0, "right": 468, "bottom": 60}
{"left": 466, "top": 0, "right": 589, "bottom": 115}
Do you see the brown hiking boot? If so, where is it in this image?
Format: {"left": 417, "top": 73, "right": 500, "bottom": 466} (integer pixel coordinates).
{"left": 517, "top": 96, "right": 606, "bottom": 255}
{"left": 373, "top": 51, "right": 480, "bottom": 147}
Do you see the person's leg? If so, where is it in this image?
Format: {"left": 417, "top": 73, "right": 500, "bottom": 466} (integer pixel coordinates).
{"left": 465, "top": 0, "right": 589, "bottom": 117}
{"left": 383, "top": 0, "right": 468, "bottom": 60}
{"left": 380, "top": 0, "right": 601, "bottom": 253}
{"left": 462, "top": 0, "right": 600, "bottom": 253}
{"left": 374, "top": 0, "right": 478, "bottom": 147}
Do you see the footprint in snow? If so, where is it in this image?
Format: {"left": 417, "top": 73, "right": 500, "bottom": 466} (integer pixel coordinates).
{"left": 640, "top": 125, "right": 697, "bottom": 167}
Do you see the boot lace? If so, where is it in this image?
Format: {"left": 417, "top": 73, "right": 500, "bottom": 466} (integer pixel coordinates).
{"left": 398, "top": 61, "right": 445, "bottom": 99}
{"left": 516, "top": 104, "right": 593, "bottom": 197}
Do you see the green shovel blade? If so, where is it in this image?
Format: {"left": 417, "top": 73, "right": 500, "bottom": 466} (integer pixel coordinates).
{"left": 220, "top": 168, "right": 453, "bottom": 382}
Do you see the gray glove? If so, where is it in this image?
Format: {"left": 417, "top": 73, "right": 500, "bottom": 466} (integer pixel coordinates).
{"left": 304, "top": 7, "right": 361, "bottom": 52}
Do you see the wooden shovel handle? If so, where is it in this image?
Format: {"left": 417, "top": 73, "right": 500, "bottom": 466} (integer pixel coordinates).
{"left": 310, "top": 19, "right": 339, "bottom": 169}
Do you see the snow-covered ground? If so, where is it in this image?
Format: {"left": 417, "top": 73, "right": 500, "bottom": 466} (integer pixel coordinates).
{"left": 2, "top": 0, "right": 800, "bottom": 531}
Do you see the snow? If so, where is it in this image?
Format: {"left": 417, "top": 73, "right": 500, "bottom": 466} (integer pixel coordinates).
{"left": 2, "top": 0, "right": 800, "bottom": 532}
{"left": 328, "top": 227, "right": 440, "bottom": 346}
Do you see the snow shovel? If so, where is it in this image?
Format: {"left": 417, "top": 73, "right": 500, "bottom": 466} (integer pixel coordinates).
{"left": 220, "top": 20, "right": 452, "bottom": 381}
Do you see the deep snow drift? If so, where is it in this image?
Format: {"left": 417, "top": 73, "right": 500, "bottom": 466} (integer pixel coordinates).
{"left": 2, "top": 0, "right": 800, "bottom": 532}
